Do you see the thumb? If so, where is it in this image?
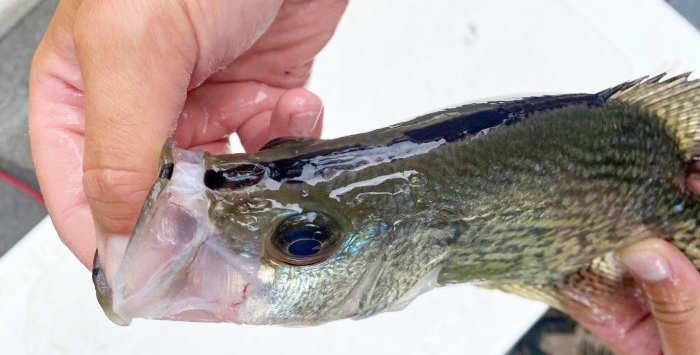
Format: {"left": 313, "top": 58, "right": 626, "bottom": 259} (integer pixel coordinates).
{"left": 74, "top": 0, "right": 280, "bottom": 282}
{"left": 619, "top": 238, "right": 700, "bottom": 355}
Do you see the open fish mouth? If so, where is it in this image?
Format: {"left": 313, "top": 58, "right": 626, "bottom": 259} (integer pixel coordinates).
{"left": 110, "top": 148, "right": 260, "bottom": 323}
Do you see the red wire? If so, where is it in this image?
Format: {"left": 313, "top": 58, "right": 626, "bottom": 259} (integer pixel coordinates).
{"left": 0, "top": 170, "right": 45, "bottom": 206}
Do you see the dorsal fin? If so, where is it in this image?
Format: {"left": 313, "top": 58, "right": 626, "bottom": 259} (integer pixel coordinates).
{"left": 259, "top": 137, "right": 320, "bottom": 152}
{"left": 603, "top": 73, "right": 700, "bottom": 161}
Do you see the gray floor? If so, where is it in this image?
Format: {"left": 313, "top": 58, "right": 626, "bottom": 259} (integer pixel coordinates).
{"left": 668, "top": 0, "right": 700, "bottom": 29}
{"left": 0, "top": 1, "right": 698, "bottom": 258}
{"left": 0, "top": 0, "right": 56, "bottom": 255}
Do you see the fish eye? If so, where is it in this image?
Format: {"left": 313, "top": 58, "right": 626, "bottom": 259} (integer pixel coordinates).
{"left": 265, "top": 212, "right": 341, "bottom": 266}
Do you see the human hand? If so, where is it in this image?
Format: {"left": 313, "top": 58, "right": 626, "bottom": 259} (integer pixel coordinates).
{"left": 570, "top": 238, "right": 700, "bottom": 354}
{"left": 29, "top": 0, "right": 347, "bottom": 282}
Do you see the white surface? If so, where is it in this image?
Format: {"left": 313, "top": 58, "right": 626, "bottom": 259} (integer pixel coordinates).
{"left": 3, "top": 1, "right": 700, "bottom": 355}
{"left": 0, "top": 218, "right": 546, "bottom": 355}
{"left": 312, "top": 0, "right": 700, "bottom": 140}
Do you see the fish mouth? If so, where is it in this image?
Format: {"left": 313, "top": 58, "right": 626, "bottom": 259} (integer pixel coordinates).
{"left": 111, "top": 148, "right": 259, "bottom": 323}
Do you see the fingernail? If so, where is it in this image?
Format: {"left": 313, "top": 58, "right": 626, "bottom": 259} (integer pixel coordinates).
{"left": 620, "top": 247, "right": 671, "bottom": 283}
{"left": 289, "top": 110, "right": 321, "bottom": 137}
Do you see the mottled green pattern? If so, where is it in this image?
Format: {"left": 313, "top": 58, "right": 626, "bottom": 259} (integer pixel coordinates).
{"left": 433, "top": 103, "right": 699, "bottom": 284}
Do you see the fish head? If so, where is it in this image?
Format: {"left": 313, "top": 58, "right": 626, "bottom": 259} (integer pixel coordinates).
{"left": 110, "top": 144, "right": 432, "bottom": 326}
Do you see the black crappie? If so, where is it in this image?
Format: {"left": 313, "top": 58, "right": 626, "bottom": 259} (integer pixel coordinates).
{"left": 94, "top": 74, "right": 700, "bottom": 327}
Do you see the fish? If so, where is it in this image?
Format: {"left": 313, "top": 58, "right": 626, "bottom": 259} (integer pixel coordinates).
{"left": 93, "top": 73, "right": 700, "bottom": 327}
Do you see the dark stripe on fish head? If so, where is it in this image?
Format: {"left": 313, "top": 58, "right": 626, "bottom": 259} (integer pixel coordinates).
{"left": 253, "top": 94, "right": 604, "bottom": 184}
{"left": 403, "top": 94, "right": 603, "bottom": 143}
{"left": 204, "top": 163, "right": 266, "bottom": 190}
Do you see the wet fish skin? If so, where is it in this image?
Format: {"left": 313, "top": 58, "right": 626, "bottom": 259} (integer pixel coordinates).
{"left": 94, "top": 74, "right": 700, "bottom": 326}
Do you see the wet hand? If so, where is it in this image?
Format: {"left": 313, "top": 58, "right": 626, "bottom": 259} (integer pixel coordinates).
{"left": 574, "top": 238, "right": 700, "bottom": 354}
{"left": 29, "top": 0, "right": 347, "bottom": 281}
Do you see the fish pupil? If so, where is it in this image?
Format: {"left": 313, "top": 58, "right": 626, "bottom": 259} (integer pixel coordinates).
{"left": 287, "top": 238, "right": 322, "bottom": 256}
{"left": 268, "top": 211, "right": 341, "bottom": 265}
{"left": 282, "top": 228, "right": 325, "bottom": 256}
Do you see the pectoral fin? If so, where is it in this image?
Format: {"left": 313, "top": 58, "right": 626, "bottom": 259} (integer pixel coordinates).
{"left": 477, "top": 251, "right": 644, "bottom": 325}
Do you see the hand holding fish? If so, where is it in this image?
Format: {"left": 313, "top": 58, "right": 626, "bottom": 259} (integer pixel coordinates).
{"left": 565, "top": 238, "right": 700, "bottom": 355}
{"left": 28, "top": 0, "right": 347, "bottom": 277}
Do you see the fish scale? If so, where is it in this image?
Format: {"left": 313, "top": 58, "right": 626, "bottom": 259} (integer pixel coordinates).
{"left": 435, "top": 100, "right": 700, "bottom": 320}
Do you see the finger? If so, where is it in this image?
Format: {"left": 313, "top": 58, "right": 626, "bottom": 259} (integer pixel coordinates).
{"left": 189, "top": 137, "right": 232, "bottom": 155}
{"left": 76, "top": 2, "right": 194, "bottom": 280}
{"left": 265, "top": 88, "right": 323, "bottom": 140}
{"left": 172, "top": 82, "right": 284, "bottom": 148}
{"left": 235, "top": 110, "right": 274, "bottom": 152}
{"left": 29, "top": 0, "right": 96, "bottom": 266}
{"left": 173, "top": 82, "right": 323, "bottom": 154}
{"left": 566, "top": 297, "right": 661, "bottom": 355}
{"left": 235, "top": 88, "right": 324, "bottom": 152}
{"left": 209, "top": 0, "right": 349, "bottom": 88}
{"left": 74, "top": 0, "right": 282, "bottom": 281}
{"left": 29, "top": 100, "right": 96, "bottom": 266}
{"left": 620, "top": 238, "right": 700, "bottom": 355}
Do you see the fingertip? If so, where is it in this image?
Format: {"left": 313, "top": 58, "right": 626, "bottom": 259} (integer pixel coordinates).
{"left": 619, "top": 239, "right": 672, "bottom": 283}
{"left": 289, "top": 108, "right": 323, "bottom": 138}
{"left": 267, "top": 88, "right": 323, "bottom": 140}
{"left": 619, "top": 238, "right": 699, "bottom": 285}
{"left": 619, "top": 238, "right": 700, "bottom": 354}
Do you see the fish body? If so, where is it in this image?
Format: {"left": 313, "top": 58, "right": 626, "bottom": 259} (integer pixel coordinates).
{"left": 95, "top": 74, "right": 700, "bottom": 326}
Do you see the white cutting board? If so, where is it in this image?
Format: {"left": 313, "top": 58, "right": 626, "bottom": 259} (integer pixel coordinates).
{"left": 2, "top": 0, "right": 700, "bottom": 354}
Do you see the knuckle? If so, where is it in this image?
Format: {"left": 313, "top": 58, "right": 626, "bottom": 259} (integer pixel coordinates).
{"left": 82, "top": 166, "right": 152, "bottom": 226}
{"left": 647, "top": 290, "right": 698, "bottom": 327}
{"left": 279, "top": 61, "right": 313, "bottom": 88}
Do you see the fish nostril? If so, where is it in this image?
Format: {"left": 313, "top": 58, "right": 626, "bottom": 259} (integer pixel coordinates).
{"left": 204, "top": 164, "right": 265, "bottom": 190}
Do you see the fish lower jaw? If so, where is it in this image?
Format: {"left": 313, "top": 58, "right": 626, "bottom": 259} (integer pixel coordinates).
{"left": 111, "top": 236, "right": 259, "bottom": 324}
{"left": 110, "top": 147, "right": 260, "bottom": 324}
